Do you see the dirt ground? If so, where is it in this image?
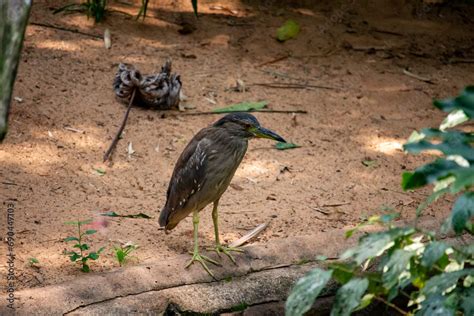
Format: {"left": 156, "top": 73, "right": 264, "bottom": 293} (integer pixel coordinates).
{"left": 1, "top": 0, "right": 473, "bottom": 291}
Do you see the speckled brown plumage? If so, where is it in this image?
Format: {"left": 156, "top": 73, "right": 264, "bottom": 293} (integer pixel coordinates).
{"left": 159, "top": 123, "right": 248, "bottom": 231}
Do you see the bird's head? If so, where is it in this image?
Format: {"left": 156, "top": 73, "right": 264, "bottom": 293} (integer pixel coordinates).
{"left": 213, "top": 113, "right": 286, "bottom": 142}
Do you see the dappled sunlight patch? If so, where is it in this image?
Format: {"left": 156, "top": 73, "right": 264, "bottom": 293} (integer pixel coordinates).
{"left": 0, "top": 143, "right": 63, "bottom": 175}
{"left": 235, "top": 159, "right": 282, "bottom": 180}
{"left": 362, "top": 135, "right": 404, "bottom": 155}
{"left": 34, "top": 39, "right": 83, "bottom": 52}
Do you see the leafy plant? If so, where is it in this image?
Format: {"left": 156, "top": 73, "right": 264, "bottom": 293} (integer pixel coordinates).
{"left": 54, "top": 0, "right": 108, "bottom": 23}
{"left": 55, "top": 1, "right": 199, "bottom": 23}
{"left": 113, "top": 243, "right": 137, "bottom": 266}
{"left": 286, "top": 87, "right": 474, "bottom": 316}
{"left": 28, "top": 257, "right": 39, "bottom": 267}
{"left": 64, "top": 219, "right": 105, "bottom": 272}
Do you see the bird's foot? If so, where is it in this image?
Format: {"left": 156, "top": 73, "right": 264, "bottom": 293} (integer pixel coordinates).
{"left": 207, "top": 244, "right": 244, "bottom": 265}
{"left": 186, "top": 250, "right": 220, "bottom": 278}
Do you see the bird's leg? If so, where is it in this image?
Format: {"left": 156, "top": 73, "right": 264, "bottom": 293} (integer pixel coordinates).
{"left": 208, "top": 200, "right": 244, "bottom": 264}
{"left": 186, "top": 210, "right": 220, "bottom": 277}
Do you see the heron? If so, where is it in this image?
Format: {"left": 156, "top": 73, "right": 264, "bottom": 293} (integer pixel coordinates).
{"left": 159, "top": 113, "right": 286, "bottom": 276}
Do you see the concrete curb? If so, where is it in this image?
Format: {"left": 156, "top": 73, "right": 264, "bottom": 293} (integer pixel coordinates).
{"left": 1, "top": 229, "right": 350, "bottom": 315}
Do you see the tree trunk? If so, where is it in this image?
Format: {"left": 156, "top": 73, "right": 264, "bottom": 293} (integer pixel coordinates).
{"left": 0, "top": 0, "right": 31, "bottom": 141}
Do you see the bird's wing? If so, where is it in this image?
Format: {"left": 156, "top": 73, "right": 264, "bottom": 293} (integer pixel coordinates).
{"left": 159, "top": 129, "right": 212, "bottom": 228}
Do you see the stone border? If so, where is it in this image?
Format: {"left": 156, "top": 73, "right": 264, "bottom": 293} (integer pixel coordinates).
{"left": 0, "top": 218, "right": 453, "bottom": 315}
{"left": 1, "top": 228, "right": 350, "bottom": 315}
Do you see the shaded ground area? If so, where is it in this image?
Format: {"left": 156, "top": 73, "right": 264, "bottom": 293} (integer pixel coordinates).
{"left": 1, "top": 0, "right": 473, "bottom": 291}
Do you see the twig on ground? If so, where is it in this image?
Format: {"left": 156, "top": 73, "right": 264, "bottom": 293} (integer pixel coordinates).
{"left": 64, "top": 126, "right": 85, "bottom": 133}
{"left": 322, "top": 202, "right": 351, "bottom": 207}
{"left": 29, "top": 22, "right": 102, "bottom": 39}
{"left": 229, "top": 222, "right": 268, "bottom": 248}
{"left": 312, "top": 207, "right": 330, "bottom": 215}
{"left": 257, "top": 54, "right": 290, "bottom": 67}
{"left": 1, "top": 181, "right": 18, "bottom": 186}
{"left": 402, "top": 68, "right": 434, "bottom": 84}
{"left": 103, "top": 89, "right": 136, "bottom": 162}
{"left": 250, "top": 82, "right": 337, "bottom": 90}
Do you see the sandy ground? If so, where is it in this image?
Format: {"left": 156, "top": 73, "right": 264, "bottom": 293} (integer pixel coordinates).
{"left": 1, "top": 0, "right": 473, "bottom": 290}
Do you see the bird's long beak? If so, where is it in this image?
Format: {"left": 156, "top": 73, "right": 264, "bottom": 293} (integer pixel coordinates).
{"left": 252, "top": 126, "right": 287, "bottom": 143}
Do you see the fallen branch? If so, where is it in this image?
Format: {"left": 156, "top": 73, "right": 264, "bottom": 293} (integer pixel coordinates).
{"left": 175, "top": 109, "right": 308, "bottom": 116}
{"left": 103, "top": 89, "right": 136, "bottom": 162}
{"left": 29, "top": 22, "right": 102, "bottom": 39}
{"left": 250, "top": 82, "right": 337, "bottom": 90}
{"left": 402, "top": 68, "right": 434, "bottom": 84}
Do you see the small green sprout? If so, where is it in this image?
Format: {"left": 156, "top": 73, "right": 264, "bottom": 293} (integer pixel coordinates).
{"left": 113, "top": 242, "right": 137, "bottom": 266}
{"left": 64, "top": 219, "right": 105, "bottom": 272}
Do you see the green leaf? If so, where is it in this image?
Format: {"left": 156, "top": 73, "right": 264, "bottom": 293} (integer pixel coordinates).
{"left": 417, "top": 294, "right": 456, "bottom": 316}
{"left": 69, "top": 252, "right": 80, "bottom": 262}
{"left": 450, "top": 192, "right": 474, "bottom": 234}
{"left": 355, "top": 294, "right": 374, "bottom": 311}
{"left": 434, "top": 86, "right": 474, "bottom": 118}
{"left": 82, "top": 263, "right": 90, "bottom": 272}
{"left": 460, "top": 285, "right": 474, "bottom": 316}
{"left": 100, "top": 211, "right": 152, "bottom": 219}
{"left": 74, "top": 243, "right": 89, "bottom": 251}
{"left": 97, "top": 246, "right": 106, "bottom": 253}
{"left": 382, "top": 249, "right": 414, "bottom": 289}
{"left": 94, "top": 167, "right": 106, "bottom": 176}
{"left": 330, "top": 278, "right": 369, "bottom": 316}
{"left": 422, "top": 269, "right": 474, "bottom": 296}
{"left": 191, "top": 0, "right": 198, "bottom": 17}
{"left": 276, "top": 19, "right": 300, "bottom": 42}
{"left": 116, "top": 249, "right": 125, "bottom": 264}
{"left": 440, "top": 109, "right": 469, "bottom": 131}
{"left": 421, "top": 241, "right": 449, "bottom": 268}
{"left": 88, "top": 252, "right": 99, "bottom": 260}
{"left": 275, "top": 142, "right": 300, "bottom": 150}
{"left": 329, "top": 262, "right": 355, "bottom": 284}
{"left": 212, "top": 101, "right": 268, "bottom": 113}
{"left": 84, "top": 229, "right": 97, "bottom": 235}
{"left": 64, "top": 236, "right": 79, "bottom": 242}
{"left": 285, "top": 268, "right": 333, "bottom": 316}
{"left": 401, "top": 159, "right": 462, "bottom": 190}
{"left": 341, "top": 228, "right": 414, "bottom": 265}
{"left": 451, "top": 167, "right": 474, "bottom": 193}
{"left": 403, "top": 129, "right": 474, "bottom": 162}
{"left": 29, "top": 257, "right": 39, "bottom": 264}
